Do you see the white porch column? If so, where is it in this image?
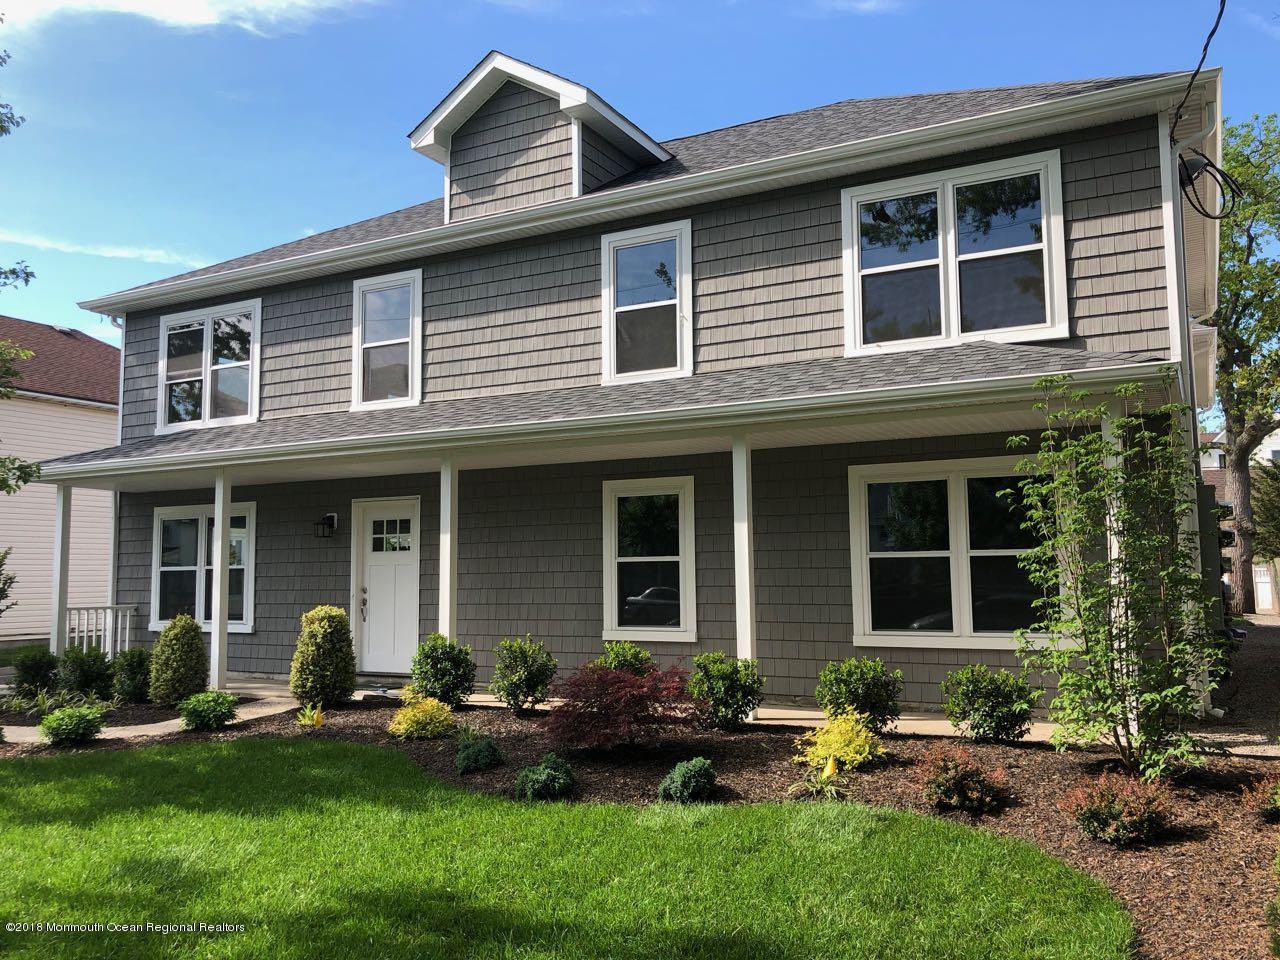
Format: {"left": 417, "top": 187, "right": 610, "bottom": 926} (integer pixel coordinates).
{"left": 731, "top": 435, "right": 757, "bottom": 662}
{"left": 49, "top": 484, "right": 72, "bottom": 654}
{"left": 210, "top": 470, "right": 231, "bottom": 689}
{"left": 439, "top": 458, "right": 459, "bottom": 640}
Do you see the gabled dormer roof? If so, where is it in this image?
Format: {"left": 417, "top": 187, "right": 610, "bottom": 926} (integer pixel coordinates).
{"left": 407, "top": 50, "right": 671, "bottom": 166}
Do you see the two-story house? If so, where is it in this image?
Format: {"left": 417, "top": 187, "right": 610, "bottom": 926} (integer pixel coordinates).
{"left": 44, "top": 53, "right": 1222, "bottom": 704}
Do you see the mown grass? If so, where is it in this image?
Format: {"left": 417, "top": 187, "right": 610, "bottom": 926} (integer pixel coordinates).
{"left": 0, "top": 737, "right": 1132, "bottom": 959}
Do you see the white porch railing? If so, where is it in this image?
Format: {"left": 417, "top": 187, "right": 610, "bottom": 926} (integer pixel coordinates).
{"left": 64, "top": 605, "right": 136, "bottom": 659}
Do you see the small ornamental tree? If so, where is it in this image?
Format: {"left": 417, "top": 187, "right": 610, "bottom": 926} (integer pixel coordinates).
{"left": 545, "top": 663, "right": 695, "bottom": 750}
{"left": 1010, "top": 374, "right": 1219, "bottom": 778}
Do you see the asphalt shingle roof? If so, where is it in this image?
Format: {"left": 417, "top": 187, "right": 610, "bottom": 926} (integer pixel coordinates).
{"left": 0, "top": 315, "right": 119, "bottom": 405}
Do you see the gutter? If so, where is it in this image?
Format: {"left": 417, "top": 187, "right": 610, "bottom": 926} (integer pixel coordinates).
{"left": 12, "top": 389, "right": 118, "bottom": 411}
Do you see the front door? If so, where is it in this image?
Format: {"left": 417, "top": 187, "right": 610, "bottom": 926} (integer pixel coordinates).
{"left": 353, "top": 497, "right": 420, "bottom": 674}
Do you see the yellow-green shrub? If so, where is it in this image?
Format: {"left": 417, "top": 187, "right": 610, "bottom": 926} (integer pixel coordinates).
{"left": 793, "top": 712, "right": 884, "bottom": 771}
{"left": 387, "top": 697, "right": 454, "bottom": 740}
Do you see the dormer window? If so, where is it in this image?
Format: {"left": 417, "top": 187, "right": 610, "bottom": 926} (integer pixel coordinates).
{"left": 601, "top": 221, "right": 693, "bottom": 385}
{"left": 351, "top": 269, "right": 423, "bottom": 410}
{"left": 157, "top": 299, "right": 260, "bottom": 433}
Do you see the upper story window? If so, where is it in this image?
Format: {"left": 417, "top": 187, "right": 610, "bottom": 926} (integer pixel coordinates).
{"left": 352, "top": 269, "right": 423, "bottom": 410}
{"left": 600, "top": 220, "right": 693, "bottom": 385}
{"left": 157, "top": 299, "right": 261, "bottom": 433}
{"left": 841, "top": 151, "right": 1067, "bottom": 355}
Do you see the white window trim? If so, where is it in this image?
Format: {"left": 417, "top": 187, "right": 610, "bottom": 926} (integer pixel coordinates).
{"left": 351, "top": 268, "right": 424, "bottom": 411}
{"left": 600, "top": 220, "right": 694, "bottom": 386}
{"left": 602, "top": 475, "right": 697, "bottom": 643}
{"left": 840, "top": 151, "right": 1069, "bottom": 357}
{"left": 155, "top": 299, "right": 262, "bottom": 435}
{"left": 149, "top": 502, "right": 257, "bottom": 634}
{"left": 848, "top": 456, "right": 1032, "bottom": 650}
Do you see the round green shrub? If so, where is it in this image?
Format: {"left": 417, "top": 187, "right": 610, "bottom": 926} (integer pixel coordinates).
{"left": 593, "top": 639, "right": 653, "bottom": 674}
{"left": 13, "top": 649, "right": 58, "bottom": 694}
{"left": 409, "top": 633, "right": 477, "bottom": 708}
{"left": 489, "top": 635, "right": 557, "bottom": 713}
{"left": 57, "top": 647, "right": 114, "bottom": 699}
{"left": 940, "top": 664, "right": 1040, "bottom": 743}
{"left": 658, "top": 756, "right": 716, "bottom": 803}
{"left": 289, "top": 605, "right": 357, "bottom": 708}
{"left": 688, "top": 651, "right": 765, "bottom": 730}
{"left": 149, "top": 614, "right": 209, "bottom": 707}
{"left": 39, "top": 705, "right": 104, "bottom": 746}
{"left": 177, "top": 690, "right": 239, "bottom": 731}
{"left": 455, "top": 735, "right": 503, "bottom": 775}
{"left": 514, "top": 752, "right": 573, "bottom": 801}
{"left": 112, "top": 647, "right": 152, "bottom": 704}
{"left": 814, "top": 657, "right": 903, "bottom": 734}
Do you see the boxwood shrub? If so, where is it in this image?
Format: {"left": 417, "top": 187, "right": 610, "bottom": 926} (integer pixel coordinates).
{"left": 112, "top": 647, "right": 152, "bottom": 704}
{"left": 149, "top": 614, "right": 208, "bottom": 707}
{"left": 593, "top": 639, "right": 654, "bottom": 675}
{"left": 814, "top": 657, "right": 902, "bottom": 734}
{"left": 489, "top": 635, "right": 557, "bottom": 713}
{"left": 455, "top": 735, "right": 503, "bottom": 775}
{"left": 658, "top": 757, "right": 716, "bottom": 803}
{"left": 940, "top": 664, "right": 1040, "bottom": 743}
{"left": 289, "top": 605, "right": 357, "bottom": 708}
{"left": 514, "top": 753, "right": 573, "bottom": 801}
{"left": 408, "top": 633, "right": 476, "bottom": 708}
{"left": 14, "top": 649, "right": 58, "bottom": 694}
{"left": 57, "top": 647, "right": 114, "bottom": 699}
{"left": 688, "top": 651, "right": 765, "bottom": 730}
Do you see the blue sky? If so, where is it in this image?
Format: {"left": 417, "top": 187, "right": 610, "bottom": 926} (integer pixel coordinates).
{"left": 0, "top": 0, "right": 1275, "bottom": 346}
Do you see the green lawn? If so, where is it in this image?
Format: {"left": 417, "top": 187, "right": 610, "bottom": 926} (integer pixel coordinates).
{"left": 0, "top": 738, "right": 1132, "bottom": 960}
{"left": 0, "top": 641, "right": 45, "bottom": 669}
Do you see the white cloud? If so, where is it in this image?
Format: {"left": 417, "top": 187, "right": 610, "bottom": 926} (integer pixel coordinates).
{"left": 2, "top": 0, "right": 374, "bottom": 34}
{"left": 0, "top": 229, "right": 207, "bottom": 268}
{"left": 814, "top": 0, "right": 902, "bottom": 12}
{"left": 1239, "top": 7, "right": 1280, "bottom": 41}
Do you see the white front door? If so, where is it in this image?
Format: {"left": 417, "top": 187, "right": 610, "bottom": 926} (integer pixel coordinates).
{"left": 353, "top": 497, "right": 420, "bottom": 674}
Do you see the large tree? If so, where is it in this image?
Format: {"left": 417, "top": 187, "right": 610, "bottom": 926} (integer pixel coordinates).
{"left": 0, "top": 14, "right": 33, "bottom": 292}
{"left": 1206, "top": 115, "right": 1280, "bottom": 614}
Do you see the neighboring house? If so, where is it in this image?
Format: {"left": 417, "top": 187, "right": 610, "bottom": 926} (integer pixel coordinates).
{"left": 41, "top": 53, "right": 1223, "bottom": 704}
{"left": 0, "top": 316, "right": 119, "bottom": 640}
{"left": 1199, "top": 431, "right": 1226, "bottom": 470}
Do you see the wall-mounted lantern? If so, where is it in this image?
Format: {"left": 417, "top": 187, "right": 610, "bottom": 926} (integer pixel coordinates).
{"left": 314, "top": 513, "right": 339, "bottom": 539}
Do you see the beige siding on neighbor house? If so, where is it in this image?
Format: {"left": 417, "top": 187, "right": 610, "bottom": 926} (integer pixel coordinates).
{"left": 0, "top": 396, "right": 116, "bottom": 640}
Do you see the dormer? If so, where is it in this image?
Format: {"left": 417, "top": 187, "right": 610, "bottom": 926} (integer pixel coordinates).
{"left": 408, "top": 51, "right": 671, "bottom": 223}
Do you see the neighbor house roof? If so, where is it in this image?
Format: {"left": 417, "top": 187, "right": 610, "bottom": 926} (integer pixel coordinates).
{"left": 0, "top": 315, "right": 119, "bottom": 405}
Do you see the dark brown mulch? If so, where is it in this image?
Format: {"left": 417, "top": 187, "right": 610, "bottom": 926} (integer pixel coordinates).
{"left": 1, "top": 701, "right": 1276, "bottom": 960}
{"left": 0, "top": 696, "right": 257, "bottom": 727}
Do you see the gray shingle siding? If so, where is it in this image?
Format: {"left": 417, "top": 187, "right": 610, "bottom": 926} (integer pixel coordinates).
{"left": 580, "top": 123, "right": 638, "bottom": 192}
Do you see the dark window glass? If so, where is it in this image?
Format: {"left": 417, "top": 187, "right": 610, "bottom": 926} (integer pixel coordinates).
{"left": 211, "top": 313, "right": 252, "bottom": 365}
{"left": 211, "top": 366, "right": 250, "bottom": 419}
{"left": 363, "top": 284, "right": 412, "bottom": 343}
{"left": 203, "top": 568, "right": 246, "bottom": 623}
{"left": 203, "top": 518, "right": 247, "bottom": 565}
{"left": 867, "top": 480, "right": 949, "bottom": 552}
{"left": 615, "top": 303, "right": 678, "bottom": 374}
{"left": 956, "top": 173, "right": 1042, "bottom": 254}
{"left": 858, "top": 192, "right": 938, "bottom": 269}
{"left": 617, "top": 494, "right": 679, "bottom": 557}
{"left": 363, "top": 343, "right": 410, "bottom": 401}
{"left": 869, "top": 557, "right": 952, "bottom": 631}
{"left": 615, "top": 239, "right": 677, "bottom": 308}
{"left": 959, "top": 250, "right": 1046, "bottom": 332}
{"left": 967, "top": 477, "right": 1036, "bottom": 550}
{"left": 166, "top": 324, "right": 203, "bottom": 378}
{"left": 158, "top": 570, "right": 197, "bottom": 621}
{"left": 161, "top": 518, "right": 199, "bottom": 567}
{"left": 617, "top": 560, "right": 681, "bottom": 627}
{"left": 861, "top": 266, "right": 942, "bottom": 344}
{"left": 166, "top": 380, "right": 202, "bottom": 424}
{"left": 969, "top": 555, "right": 1039, "bottom": 632}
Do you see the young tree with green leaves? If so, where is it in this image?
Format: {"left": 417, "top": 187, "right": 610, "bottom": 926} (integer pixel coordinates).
{"left": 1251, "top": 459, "right": 1280, "bottom": 562}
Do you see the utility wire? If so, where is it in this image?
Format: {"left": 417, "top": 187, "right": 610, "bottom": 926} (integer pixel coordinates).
{"left": 1170, "top": 0, "right": 1226, "bottom": 143}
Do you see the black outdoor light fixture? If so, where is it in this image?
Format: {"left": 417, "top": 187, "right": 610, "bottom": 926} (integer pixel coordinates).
{"left": 314, "top": 513, "right": 339, "bottom": 539}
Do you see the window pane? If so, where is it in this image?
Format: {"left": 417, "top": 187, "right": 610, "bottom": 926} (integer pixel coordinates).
{"left": 970, "top": 555, "right": 1038, "bottom": 632}
{"left": 967, "top": 477, "right": 1036, "bottom": 550}
{"left": 211, "top": 366, "right": 250, "bottom": 419}
{"left": 615, "top": 303, "right": 678, "bottom": 374}
{"left": 204, "top": 519, "right": 247, "bottom": 565}
{"left": 362, "top": 284, "right": 412, "bottom": 343}
{"left": 212, "top": 313, "right": 252, "bottom": 365}
{"left": 618, "top": 494, "right": 679, "bottom": 557}
{"left": 363, "top": 343, "right": 410, "bottom": 402}
{"left": 861, "top": 265, "right": 941, "bottom": 344}
{"left": 615, "top": 239, "right": 677, "bottom": 308}
{"left": 858, "top": 192, "right": 938, "bottom": 269}
{"left": 166, "top": 380, "right": 203, "bottom": 424}
{"left": 867, "top": 480, "right": 949, "bottom": 552}
{"left": 959, "top": 250, "right": 1046, "bottom": 332}
{"left": 956, "top": 173, "right": 1042, "bottom": 254}
{"left": 166, "top": 324, "right": 203, "bottom": 379}
{"left": 618, "top": 560, "right": 681, "bottom": 627}
{"left": 203, "top": 568, "right": 246, "bottom": 623}
{"left": 161, "top": 517, "right": 199, "bottom": 567}
{"left": 869, "top": 556, "right": 952, "bottom": 631}
{"left": 159, "top": 569, "right": 197, "bottom": 621}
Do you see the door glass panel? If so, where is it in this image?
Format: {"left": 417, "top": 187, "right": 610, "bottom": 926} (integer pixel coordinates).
{"left": 617, "top": 560, "right": 681, "bottom": 627}
{"left": 866, "top": 480, "right": 949, "bottom": 551}
{"left": 615, "top": 239, "right": 677, "bottom": 307}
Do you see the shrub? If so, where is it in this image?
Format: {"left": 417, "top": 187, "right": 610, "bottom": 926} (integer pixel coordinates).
{"left": 688, "top": 651, "right": 764, "bottom": 731}
{"left": 289, "top": 605, "right": 357, "bottom": 708}
{"left": 111, "top": 647, "right": 152, "bottom": 704}
{"left": 814, "top": 657, "right": 902, "bottom": 734}
{"left": 593, "top": 639, "right": 654, "bottom": 674}
{"left": 793, "top": 712, "right": 885, "bottom": 772}
{"left": 57, "top": 647, "right": 113, "bottom": 698}
{"left": 13, "top": 648, "right": 58, "bottom": 694}
{"left": 296, "top": 704, "right": 325, "bottom": 728}
{"left": 658, "top": 757, "right": 716, "bottom": 803}
{"left": 387, "top": 697, "right": 455, "bottom": 740}
{"left": 149, "top": 614, "right": 208, "bottom": 707}
{"left": 455, "top": 736, "right": 503, "bottom": 775}
{"left": 918, "top": 745, "right": 1006, "bottom": 814}
{"left": 940, "top": 664, "right": 1040, "bottom": 743}
{"left": 1062, "top": 773, "right": 1172, "bottom": 846}
{"left": 408, "top": 633, "right": 476, "bottom": 708}
{"left": 39, "top": 705, "right": 103, "bottom": 746}
{"left": 489, "top": 635, "right": 557, "bottom": 713}
{"left": 514, "top": 753, "right": 573, "bottom": 801}
{"left": 545, "top": 663, "right": 694, "bottom": 750}
{"left": 178, "top": 691, "right": 239, "bottom": 731}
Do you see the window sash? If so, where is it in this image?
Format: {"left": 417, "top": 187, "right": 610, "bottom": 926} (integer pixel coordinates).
{"left": 601, "top": 222, "right": 692, "bottom": 385}
{"left": 352, "top": 271, "right": 422, "bottom": 410}
{"left": 157, "top": 301, "right": 259, "bottom": 432}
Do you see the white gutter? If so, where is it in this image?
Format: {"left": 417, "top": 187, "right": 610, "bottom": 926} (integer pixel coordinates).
{"left": 12, "top": 389, "right": 118, "bottom": 411}
{"left": 79, "top": 71, "right": 1213, "bottom": 319}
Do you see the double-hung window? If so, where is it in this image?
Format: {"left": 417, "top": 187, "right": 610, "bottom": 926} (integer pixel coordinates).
{"left": 842, "top": 151, "right": 1067, "bottom": 354}
{"left": 601, "top": 221, "right": 693, "bottom": 384}
{"left": 151, "top": 503, "right": 256, "bottom": 632}
{"left": 352, "top": 269, "right": 423, "bottom": 410}
{"left": 602, "top": 476, "right": 696, "bottom": 643}
{"left": 157, "top": 300, "right": 260, "bottom": 432}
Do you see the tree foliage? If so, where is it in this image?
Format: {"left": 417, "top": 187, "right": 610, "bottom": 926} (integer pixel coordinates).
{"left": 0, "top": 15, "right": 33, "bottom": 293}
{"left": 1252, "top": 459, "right": 1280, "bottom": 561}
{"left": 0, "top": 339, "right": 39, "bottom": 494}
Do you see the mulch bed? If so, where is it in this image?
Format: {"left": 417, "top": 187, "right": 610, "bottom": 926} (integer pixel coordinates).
{"left": 0, "top": 696, "right": 256, "bottom": 727}
{"left": 1, "top": 700, "right": 1276, "bottom": 960}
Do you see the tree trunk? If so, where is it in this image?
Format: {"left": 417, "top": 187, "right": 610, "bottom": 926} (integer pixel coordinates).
{"left": 1225, "top": 448, "right": 1257, "bottom": 616}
